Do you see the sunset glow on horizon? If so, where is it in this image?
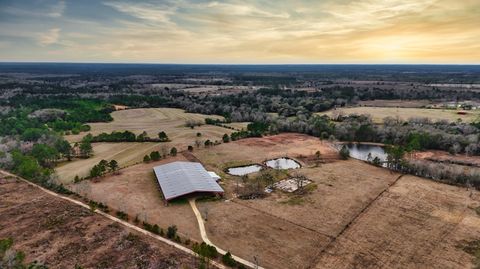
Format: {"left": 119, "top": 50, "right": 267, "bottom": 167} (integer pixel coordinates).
{"left": 0, "top": 0, "right": 479, "bottom": 64}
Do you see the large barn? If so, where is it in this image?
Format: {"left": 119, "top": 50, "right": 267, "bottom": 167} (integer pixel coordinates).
{"left": 153, "top": 161, "right": 224, "bottom": 201}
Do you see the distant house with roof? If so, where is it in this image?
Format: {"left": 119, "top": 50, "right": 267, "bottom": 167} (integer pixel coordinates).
{"left": 153, "top": 161, "right": 224, "bottom": 202}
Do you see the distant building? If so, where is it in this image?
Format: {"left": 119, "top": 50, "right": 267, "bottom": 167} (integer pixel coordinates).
{"left": 153, "top": 161, "right": 224, "bottom": 202}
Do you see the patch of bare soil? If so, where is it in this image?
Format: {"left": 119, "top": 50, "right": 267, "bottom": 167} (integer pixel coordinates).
{"left": 412, "top": 150, "right": 480, "bottom": 167}
{"left": 314, "top": 175, "right": 480, "bottom": 269}
{"left": 197, "top": 200, "right": 331, "bottom": 269}
{"left": 0, "top": 178, "right": 196, "bottom": 269}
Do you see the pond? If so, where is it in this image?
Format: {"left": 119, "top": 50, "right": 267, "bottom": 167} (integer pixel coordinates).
{"left": 343, "top": 143, "right": 387, "bottom": 163}
{"left": 227, "top": 165, "right": 263, "bottom": 176}
{"left": 265, "top": 157, "right": 301, "bottom": 170}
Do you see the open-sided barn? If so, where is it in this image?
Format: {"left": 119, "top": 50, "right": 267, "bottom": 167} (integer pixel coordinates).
{"left": 153, "top": 161, "right": 224, "bottom": 201}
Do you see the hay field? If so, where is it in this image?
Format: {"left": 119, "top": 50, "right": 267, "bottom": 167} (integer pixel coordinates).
{"left": 320, "top": 107, "right": 480, "bottom": 123}
{"left": 65, "top": 108, "right": 226, "bottom": 142}
{"left": 57, "top": 108, "right": 233, "bottom": 183}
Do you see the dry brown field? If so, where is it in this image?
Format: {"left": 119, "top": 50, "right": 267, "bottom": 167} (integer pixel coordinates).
{"left": 358, "top": 99, "right": 434, "bottom": 108}
{"left": 65, "top": 108, "right": 227, "bottom": 143}
{"left": 0, "top": 176, "right": 196, "bottom": 269}
{"left": 70, "top": 155, "right": 203, "bottom": 242}
{"left": 319, "top": 106, "right": 480, "bottom": 123}
{"left": 193, "top": 133, "right": 339, "bottom": 173}
{"left": 57, "top": 108, "right": 234, "bottom": 183}
{"left": 223, "top": 122, "right": 250, "bottom": 130}
{"left": 315, "top": 175, "right": 480, "bottom": 268}
{"left": 191, "top": 134, "right": 480, "bottom": 269}
{"left": 412, "top": 150, "right": 480, "bottom": 167}
{"left": 57, "top": 133, "right": 480, "bottom": 269}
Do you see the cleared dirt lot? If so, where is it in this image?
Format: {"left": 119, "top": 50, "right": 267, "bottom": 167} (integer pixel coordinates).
{"left": 315, "top": 175, "right": 480, "bottom": 269}
{"left": 0, "top": 176, "right": 196, "bottom": 269}
{"left": 57, "top": 108, "right": 233, "bottom": 183}
{"left": 320, "top": 106, "right": 480, "bottom": 123}
{"left": 70, "top": 155, "right": 203, "bottom": 242}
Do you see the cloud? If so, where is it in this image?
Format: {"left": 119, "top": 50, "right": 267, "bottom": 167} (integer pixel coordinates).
{"left": 38, "top": 28, "right": 61, "bottom": 46}
{"left": 3, "top": 1, "right": 65, "bottom": 18}
{"left": 48, "top": 1, "right": 66, "bottom": 18}
{"left": 205, "top": 2, "right": 290, "bottom": 19}
{"left": 103, "top": 1, "right": 176, "bottom": 24}
{"left": 1, "top": 0, "right": 479, "bottom": 63}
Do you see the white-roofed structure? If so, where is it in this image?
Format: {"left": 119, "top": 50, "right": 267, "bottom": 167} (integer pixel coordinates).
{"left": 153, "top": 161, "right": 224, "bottom": 201}
{"left": 207, "top": 171, "right": 221, "bottom": 182}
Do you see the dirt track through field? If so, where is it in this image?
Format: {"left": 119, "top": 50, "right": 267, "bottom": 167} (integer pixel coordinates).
{"left": 306, "top": 174, "right": 404, "bottom": 269}
{"left": 0, "top": 169, "right": 226, "bottom": 269}
{"left": 189, "top": 198, "right": 262, "bottom": 269}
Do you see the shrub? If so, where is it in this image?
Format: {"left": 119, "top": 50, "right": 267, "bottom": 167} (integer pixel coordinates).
{"left": 116, "top": 211, "right": 128, "bottom": 221}
{"left": 152, "top": 224, "right": 160, "bottom": 235}
{"left": 222, "top": 252, "right": 236, "bottom": 267}
{"left": 222, "top": 133, "right": 230, "bottom": 143}
{"left": 150, "top": 151, "right": 161, "bottom": 161}
{"left": 339, "top": 145, "right": 350, "bottom": 160}
{"left": 167, "top": 225, "right": 177, "bottom": 239}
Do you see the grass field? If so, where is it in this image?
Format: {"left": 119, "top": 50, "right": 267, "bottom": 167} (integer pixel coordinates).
{"left": 357, "top": 99, "right": 434, "bottom": 108}
{"left": 224, "top": 122, "right": 250, "bottom": 130}
{"left": 320, "top": 106, "right": 480, "bottom": 123}
{"left": 61, "top": 132, "right": 480, "bottom": 269}
{"left": 70, "top": 155, "right": 203, "bottom": 242}
{"left": 65, "top": 107, "right": 227, "bottom": 142}
{"left": 191, "top": 134, "right": 480, "bottom": 268}
{"left": 315, "top": 175, "right": 480, "bottom": 268}
{"left": 57, "top": 108, "right": 233, "bottom": 183}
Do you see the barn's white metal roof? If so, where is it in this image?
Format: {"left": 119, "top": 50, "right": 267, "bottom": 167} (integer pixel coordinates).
{"left": 207, "top": 171, "right": 221, "bottom": 180}
{"left": 153, "top": 161, "right": 224, "bottom": 201}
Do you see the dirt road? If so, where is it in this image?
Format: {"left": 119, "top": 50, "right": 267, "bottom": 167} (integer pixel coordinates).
{"left": 0, "top": 170, "right": 226, "bottom": 269}
{"left": 190, "top": 198, "right": 264, "bottom": 269}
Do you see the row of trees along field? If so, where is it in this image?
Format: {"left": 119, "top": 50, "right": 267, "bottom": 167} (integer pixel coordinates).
{"left": 85, "top": 131, "right": 169, "bottom": 143}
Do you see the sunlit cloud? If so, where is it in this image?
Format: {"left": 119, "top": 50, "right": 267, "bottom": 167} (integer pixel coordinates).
{"left": 0, "top": 0, "right": 479, "bottom": 63}
{"left": 38, "top": 28, "right": 61, "bottom": 46}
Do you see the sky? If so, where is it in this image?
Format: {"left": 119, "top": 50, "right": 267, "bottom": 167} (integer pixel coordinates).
{"left": 0, "top": 0, "right": 479, "bottom": 64}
